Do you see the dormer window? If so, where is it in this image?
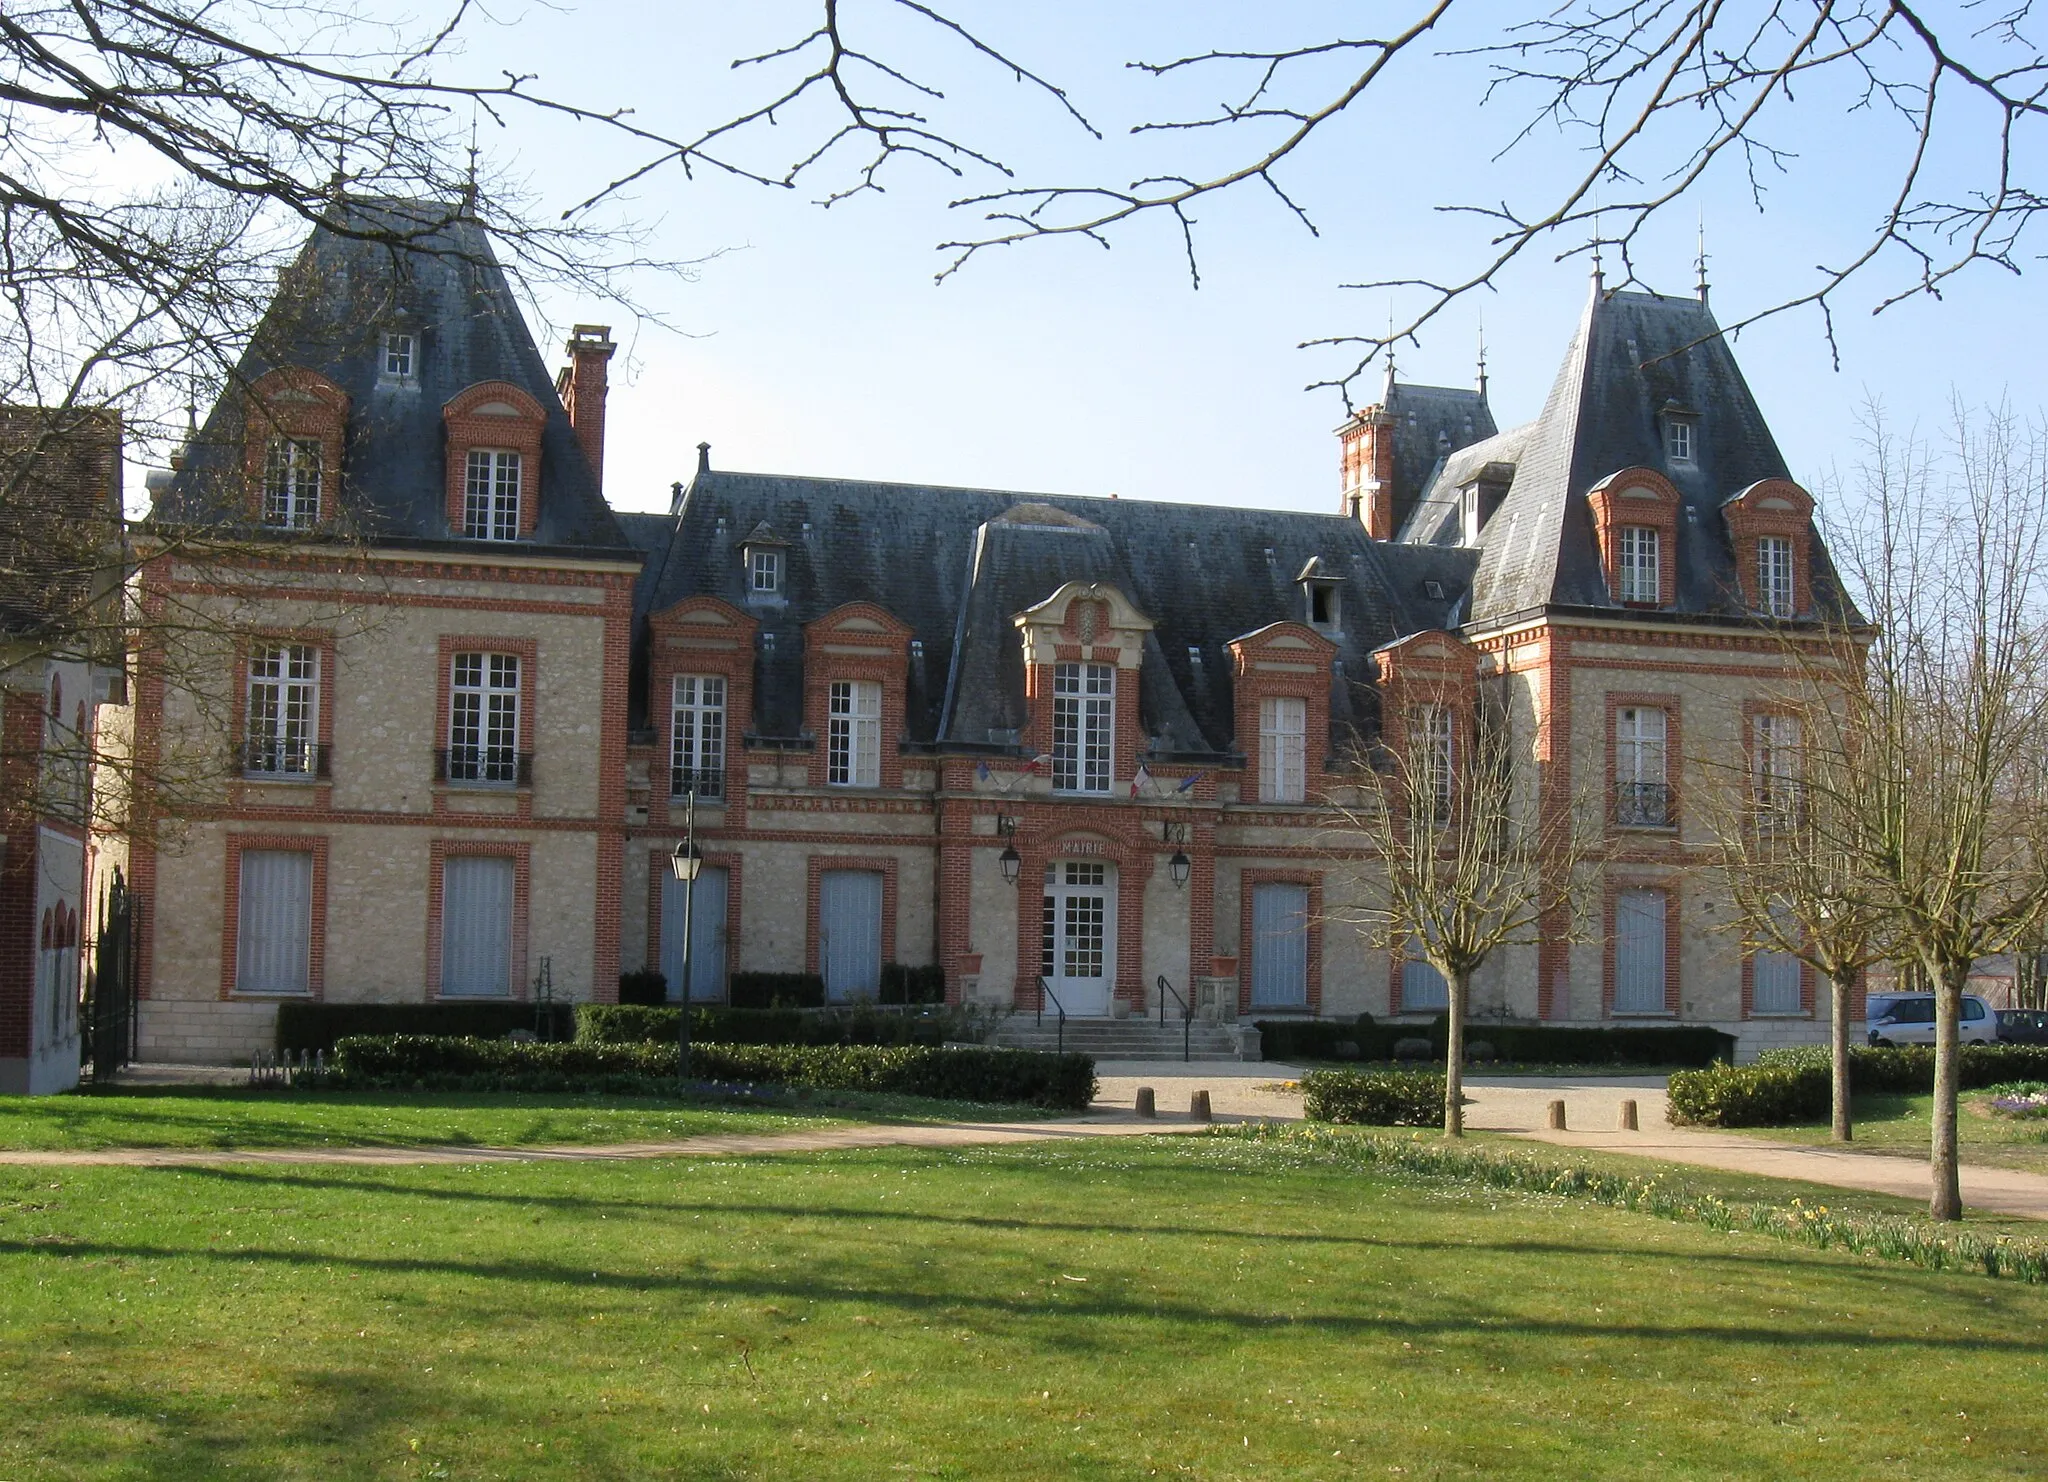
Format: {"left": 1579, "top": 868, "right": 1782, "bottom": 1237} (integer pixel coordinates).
{"left": 263, "top": 438, "right": 321, "bottom": 528}
{"left": 750, "top": 548, "right": 782, "bottom": 594}
{"left": 383, "top": 333, "right": 414, "bottom": 379}
{"left": 1618, "top": 526, "right": 1661, "bottom": 604}
{"left": 463, "top": 449, "right": 521, "bottom": 541}
{"left": 1665, "top": 417, "right": 1695, "bottom": 464}
{"left": 1296, "top": 559, "right": 1342, "bottom": 633}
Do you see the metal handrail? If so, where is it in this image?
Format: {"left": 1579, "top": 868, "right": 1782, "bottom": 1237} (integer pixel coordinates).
{"left": 1037, "top": 976, "right": 1068, "bottom": 1055}
{"left": 1156, "top": 974, "right": 1192, "bottom": 1062}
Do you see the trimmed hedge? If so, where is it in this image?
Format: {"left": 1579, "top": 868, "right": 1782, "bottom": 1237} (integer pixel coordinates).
{"left": 330, "top": 1035, "right": 1096, "bottom": 1110}
{"left": 275, "top": 1001, "right": 572, "bottom": 1053}
{"left": 879, "top": 963, "right": 947, "bottom": 1005}
{"left": 1301, "top": 1068, "right": 1445, "bottom": 1126}
{"left": 1257, "top": 1016, "right": 1734, "bottom": 1068}
{"left": 574, "top": 1003, "right": 953, "bottom": 1048}
{"left": 617, "top": 970, "right": 668, "bottom": 1006}
{"left": 1667, "top": 1063, "right": 1830, "bottom": 1127}
{"left": 730, "top": 972, "right": 826, "bottom": 1009}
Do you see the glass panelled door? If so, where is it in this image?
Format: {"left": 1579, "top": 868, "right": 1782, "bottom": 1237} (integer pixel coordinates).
{"left": 1250, "top": 882, "right": 1310, "bottom": 1009}
{"left": 1040, "top": 861, "right": 1116, "bottom": 1016}
{"left": 820, "top": 868, "right": 884, "bottom": 1002}
{"left": 660, "top": 866, "right": 728, "bottom": 1003}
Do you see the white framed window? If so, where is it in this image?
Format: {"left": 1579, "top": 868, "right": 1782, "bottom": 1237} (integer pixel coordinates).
{"left": 1259, "top": 696, "right": 1307, "bottom": 803}
{"left": 1052, "top": 662, "right": 1114, "bottom": 794}
{"left": 1758, "top": 535, "right": 1796, "bottom": 617}
{"left": 245, "top": 643, "right": 319, "bottom": 777}
{"left": 262, "top": 438, "right": 321, "bottom": 528}
{"left": 448, "top": 652, "right": 520, "bottom": 785}
{"left": 463, "top": 449, "right": 521, "bottom": 541}
{"left": 827, "top": 679, "right": 882, "bottom": 787}
{"left": 383, "top": 332, "right": 414, "bottom": 378}
{"left": 670, "top": 673, "right": 725, "bottom": 799}
{"left": 1615, "top": 705, "right": 1669, "bottom": 825}
{"left": 1618, "top": 525, "right": 1660, "bottom": 603}
{"left": 236, "top": 849, "right": 313, "bottom": 996}
{"left": 1411, "top": 704, "right": 1455, "bottom": 818}
{"left": 750, "top": 548, "right": 782, "bottom": 594}
{"left": 1754, "top": 712, "right": 1802, "bottom": 812}
{"left": 1665, "top": 419, "right": 1695, "bottom": 463}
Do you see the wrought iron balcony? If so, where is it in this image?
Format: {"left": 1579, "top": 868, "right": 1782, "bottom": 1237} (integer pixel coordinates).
{"left": 242, "top": 739, "right": 329, "bottom": 781}
{"left": 670, "top": 765, "right": 725, "bottom": 801}
{"left": 1613, "top": 780, "right": 1674, "bottom": 828}
{"left": 434, "top": 747, "right": 532, "bottom": 787}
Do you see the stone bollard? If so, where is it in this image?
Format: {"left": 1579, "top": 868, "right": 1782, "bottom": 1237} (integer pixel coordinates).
{"left": 1618, "top": 1099, "right": 1639, "bottom": 1131}
{"left": 1190, "top": 1089, "right": 1213, "bottom": 1123}
{"left": 1134, "top": 1086, "right": 1157, "bottom": 1118}
{"left": 1547, "top": 1099, "right": 1567, "bottom": 1131}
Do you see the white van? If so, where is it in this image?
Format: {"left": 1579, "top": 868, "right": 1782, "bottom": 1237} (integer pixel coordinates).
{"left": 1866, "top": 994, "right": 1997, "bottom": 1047}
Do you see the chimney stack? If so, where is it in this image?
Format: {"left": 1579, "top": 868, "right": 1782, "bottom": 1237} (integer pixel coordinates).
{"left": 1337, "top": 403, "right": 1398, "bottom": 540}
{"left": 562, "top": 324, "right": 616, "bottom": 492}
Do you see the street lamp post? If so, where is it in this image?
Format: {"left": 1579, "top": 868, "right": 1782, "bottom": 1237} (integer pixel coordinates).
{"left": 670, "top": 788, "right": 703, "bottom": 1090}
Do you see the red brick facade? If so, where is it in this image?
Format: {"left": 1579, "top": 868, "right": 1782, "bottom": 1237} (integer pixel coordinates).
{"left": 441, "top": 381, "right": 546, "bottom": 538}
{"left": 1586, "top": 468, "right": 1681, "bottom": 608}
{"left": 1723, "top": 478, "right": 1815, "bottom": 616}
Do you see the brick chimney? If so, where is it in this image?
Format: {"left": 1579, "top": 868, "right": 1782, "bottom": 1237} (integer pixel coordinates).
{"left": 1338, "top": 403, "right": 1397, "bottom": 540}
{"left": 562, "top": 324, "right": 616, "bottom": 492}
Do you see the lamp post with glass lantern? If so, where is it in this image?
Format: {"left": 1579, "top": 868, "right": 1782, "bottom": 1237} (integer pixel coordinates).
{"left": 670, "top": 789, "right": 703, "bottom": 1088}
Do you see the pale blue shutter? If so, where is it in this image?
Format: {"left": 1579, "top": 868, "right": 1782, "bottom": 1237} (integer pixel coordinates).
{"left": 1614, "top": 889, "right": 1667, "bottom": 1013}
{"left": 660, "top": 866, "right": 728, "bottom": 1002}
{"left": 821, "top": 870, "right": 884, "bottom": 1001}
{"left": 441, "top": 856, "right": 514, "bottom": 997}
{"left": 1402, "top": 957, "right": 1448, "bottom": 1011}
{"left": 1753, "top": 951, "right": 1801, "bottom": 1014}
{"left": 1250, "top": 883, "right": 1309, "bottom": 1008}
{"left": 237, "top": 849, "right": 312, "bottom": 995}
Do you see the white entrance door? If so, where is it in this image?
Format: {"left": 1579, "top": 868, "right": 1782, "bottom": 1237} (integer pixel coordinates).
{"left": 820, "top": 868, "right": 884, "bottom": 1002}
{"left": 1250, "top": 882, "right": 1310, "bottom": 1009}
{"left": 1041, "top": 861, "right": 1116, "bottom": 1016}
{"left": 660, "top": 866, "right": 728, "bottom": 1002}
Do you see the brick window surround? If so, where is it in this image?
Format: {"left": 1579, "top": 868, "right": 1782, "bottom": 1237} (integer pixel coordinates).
{"left": 1586, "top": 468, "right": 1680, "bottom": 609}
{"left": 425, "top": 839, "right": 532, "bottom": 1000}
{"left": 442, "top": 381, "right": 546, "bottom": 539}
{"left": 1238, "top": 868, "right": 1324, "bottom": 1017}
{"left": 805, "top": 855, "right": 900, "bottom": 979}
{"left": 1373, "top": 629, "right": 1476, "bottom": 765}
{"left": 646, "top": 595, "right": 757, "bottom": 829}
{"left": 434, "top": 635, "right": 537, "bottom": 796}
{"left": 1014, "top": 583, "right": 1153, "bottom": 798}
{"left": 1004, "top": 822, "right": 1151, "bottom": 1013}
{"left": 1228, "top": 622, "right": 1337, "bottom": 804}
{"left": 241, "top": 367, "right": 349, "bottom": 528}
{"left": 218, "top": 833, "right": 329, "bottom": 1000}
{"left": 1602, "top": 878, "right": 1682, "bottom": 1017}
{"left": 1741, "top": 948, "right": 1817, "bottom": 1019}
{"left": 1603, "top": 689, "right": 1682, "bottom": 835}
{"left": 1722, "top": 478, "right": 1815, "bottom": 617}
{"left": 802, "top": 602, "right": 913, "bottom": 789}
{"left": 229, "top": 628, "right": 336, "bottom": 790}
{"left": 644, "top": 846, "right": 742, "bottom": 996}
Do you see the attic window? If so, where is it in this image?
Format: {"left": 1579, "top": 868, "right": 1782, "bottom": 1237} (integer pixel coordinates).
{"left": 1423, "top": 580, "right": 1446, "bottom": 602}
{"left": 1307, "top": 582, "right": 1340, "bottom": 631}
{"left": 750, "top": 548, "right": 782, "bottom": 594}
{"left": 1187, "top": 645, "right": 1203, "bottom": 666}
{"left": 1665, "top": 417, "right": 1696, "bottom": 464}
{"left": 383, "top": 333, "right": 414, "bottom": 379}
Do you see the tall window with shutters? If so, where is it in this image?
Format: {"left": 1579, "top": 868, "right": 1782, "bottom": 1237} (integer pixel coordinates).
{"left": 463, "top": 449, "right": 521, "bottom": 541}
{"left": 448, "top": 653, "right": 520, "bottom": 785}
{"left": 440, "top": 855, "right": 514, "bottom": 997}
{"left": 827, "top": 680, "right": 882, "bottom": 787}
{"left": 1754, "top": 712, "right": 1802, "bottom": 819}
{"left": 670, "top": 674, "right": 725, "bottom": 799}
{"left": 1052, "top": 662, "right": 1114, "bottom": 794}
{"left": 236, "top": 849, "right": 313, "bottom": 995}
{"left": 262, "top": 438, "right": 321, "bottom": 528}
{"left": 245, "top": 643, "right": 318, "bottom": 777}
{"left": 1614, "top": 705, "right": 1669, "bottom": 826}
{"left": 1259, "top": 696, "right": 1307, "bottom": 803}
{"left": 1618, "top": 526, "right": 1661, "bottom": 603}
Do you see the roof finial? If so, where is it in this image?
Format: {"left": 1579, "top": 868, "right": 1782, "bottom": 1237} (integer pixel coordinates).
{"left": 1695, "top": 208, "right": 1711, "bottom": 305}
{"left": 1475, "top": 313, "right": 1489, "bottom": 402}
{"left": 1381, "top": 305, "right": 1397, "bottom": 403}
{"left": 460, "top": 109, "right": 480, "bottom": 215}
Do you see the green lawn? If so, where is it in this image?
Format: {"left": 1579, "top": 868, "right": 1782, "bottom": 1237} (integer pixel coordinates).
{"left": 1718, "top": 1089, "right": 2048, "bottom": 1176}
{"left": 0, "top": 1087, "right": 1048, "bottom": 1152}
{"left": 3, "top": 1134, "right": 2045, "bottom": 1479}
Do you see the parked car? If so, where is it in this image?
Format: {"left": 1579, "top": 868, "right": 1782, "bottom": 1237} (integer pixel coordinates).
{"left": 1866, "top": 993, "right": 1997, "bottom": 1047}
{"left": 1996, "top": 1008, "right": 2048, "bottom": 1045}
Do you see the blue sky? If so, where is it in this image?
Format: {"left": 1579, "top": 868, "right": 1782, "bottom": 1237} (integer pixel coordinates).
{"left": 448, "top": 2, "right": 2042, "bottom": 518}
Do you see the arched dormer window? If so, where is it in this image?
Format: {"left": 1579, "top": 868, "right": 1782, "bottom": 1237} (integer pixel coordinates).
{"left": 1722, "top": 479, "right": 1815, "bottom": 619}
{"left": 243, "top": 368, "right": 349, "bottom": 530}
{"left": 442, "top": 381, "right": 545, "bottom": 541}
{"left": 1586, "top": 468, "right": 1680, "bottom": 609}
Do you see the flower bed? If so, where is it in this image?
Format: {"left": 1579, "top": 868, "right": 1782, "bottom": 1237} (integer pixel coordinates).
{"left": 1987, "top": 1082, "right": 2048, "bottom": 1119}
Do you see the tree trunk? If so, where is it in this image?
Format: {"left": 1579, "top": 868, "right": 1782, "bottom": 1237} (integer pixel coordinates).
{"left": 1444, "top": 965, "right": 1469, "bottom": 1138}
{"left": 1929, "top": 958, "right": 1965, "bottom": 1222}
{"left": 1829, "top": 971, "right": 1853, "bottom": 1143}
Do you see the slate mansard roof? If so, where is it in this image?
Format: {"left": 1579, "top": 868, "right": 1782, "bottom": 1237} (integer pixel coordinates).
{"left": 154, "top": 199, "right": 632, "bottom": 556}
{"left": 1403, "top": 281, "right": 1856, "bottom": 626}
{"left": 628, "top": 471, "right": 1479, "bottom": 762}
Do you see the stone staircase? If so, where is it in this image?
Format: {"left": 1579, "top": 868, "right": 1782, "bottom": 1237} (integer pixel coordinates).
{"left": 988, "top": 1015, "right": 1252, "bottom": 1061}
